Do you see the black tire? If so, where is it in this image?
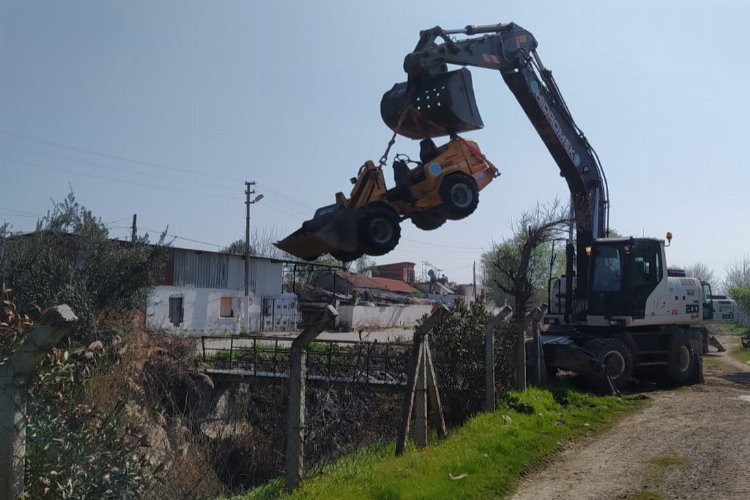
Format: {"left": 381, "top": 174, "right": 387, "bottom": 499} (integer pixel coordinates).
{"left": 440, "top": 173, "right": 479, "bottom": 220}
{"left": 411, "top": 211, "right": 447, "bottom": 231}
{"left": 359, "top": 205, "right": 401, "bottom": 256}
{"left": 330, "top": 250, "right": 363, "bottom": 262}
{"left": 584, "top": 337, "right": 633, "bottom": 390}
{"left": 666, "top": 334, "right": 695, "bottom": 384}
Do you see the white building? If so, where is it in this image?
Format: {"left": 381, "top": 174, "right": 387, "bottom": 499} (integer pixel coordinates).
{"left": 145, "top": 247, "right": 293, "bottom": 335}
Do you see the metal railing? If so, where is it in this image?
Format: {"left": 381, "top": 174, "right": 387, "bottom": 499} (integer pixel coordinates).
{"left": 201, "top": 336, "right": 411, "bottom": 386}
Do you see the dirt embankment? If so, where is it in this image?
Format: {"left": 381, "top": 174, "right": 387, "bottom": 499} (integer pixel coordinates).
{"left": 512, "top": 333, "right": 750, "bottom": 500}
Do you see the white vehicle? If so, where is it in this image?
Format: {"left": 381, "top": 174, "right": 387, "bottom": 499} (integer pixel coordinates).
{"left": 708, "top": 295, "right": 737, "bottom": 324}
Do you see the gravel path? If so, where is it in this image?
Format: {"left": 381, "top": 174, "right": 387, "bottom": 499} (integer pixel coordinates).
{"left": 512, "top": 334, "right": 750, "bottom": 500}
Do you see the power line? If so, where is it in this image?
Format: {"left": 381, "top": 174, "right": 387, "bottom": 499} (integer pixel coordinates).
{"left": 1, "top": 130, "right": 245, "bottom": 183}
{"left": 1, "top": 134, "right": 327, "bottom": 221}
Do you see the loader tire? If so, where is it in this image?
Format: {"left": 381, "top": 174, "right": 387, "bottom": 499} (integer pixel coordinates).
{"left": 665, "top": 334, "right": 695, "bottom": 384}
{"left": 584, "top": 337, "right": 633, "bottom": 390}
{"left": 359, "top": 206, "right": 401, "bottom": 256}
{"left": 331, "top": 251, "right": 363, "bottom": 262}
{"left": 440, "top": 173, "right": 478, "bottom": 220}
{"left": 411, "top": 212, "right": 447, "bottom": 231}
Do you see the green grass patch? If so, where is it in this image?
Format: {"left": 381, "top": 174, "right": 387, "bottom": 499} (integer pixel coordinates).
{"left": 702, "top": 357, "right": 730, "bottom": 369}
{"left": 230, "top": 384, "right": 644, "bottom": 500}
{"left": 730, "top": 343, "right": 750, "bottom": 364}
{"left": 724, "top": 323, "right": 748, "bottom": 334}
{"left": 631, "top": 455, "right": 688, "bottom": 499}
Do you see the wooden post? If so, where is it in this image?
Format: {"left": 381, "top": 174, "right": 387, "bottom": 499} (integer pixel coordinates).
{"left": 484, "top": 305, "right": 512, "bottom": 411}
{"left": 423, "top": 337, "right": 446, "bottom": 438}
{"left": 0, "top": 305, "right": 77, "bottom": 500}
{"left": 285, "top": 305, "right": 337, "bottom": 493}
{"left": 395, "top": 306, "right": 447, "bottom": 456}
{"left": 530, "top": 305, "right": 547, "bottom": 385}
{"left": 413, "top": 342, "right": 428, "bottom": 448}
{"left": 515, "top": 314, "right": 527, "bottom": 391}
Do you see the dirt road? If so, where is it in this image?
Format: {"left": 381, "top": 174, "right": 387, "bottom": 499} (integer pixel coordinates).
{"left": 512, "top": 334, "right": 750, "bottom": 499}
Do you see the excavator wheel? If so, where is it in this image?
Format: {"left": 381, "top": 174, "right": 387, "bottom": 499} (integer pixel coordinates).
{"left": 440, "top": 173, "right": 479, "bottom": 220}
{"left": 584, "top": 337, "right": 633, "bottom": 390}
{"left": 359, "top": 205, "right": 401, "bottom": 256}
{"left": 665, "top": 333, "right": 696, "bottom": 384}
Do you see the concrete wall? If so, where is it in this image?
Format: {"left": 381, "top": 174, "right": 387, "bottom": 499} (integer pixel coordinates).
{"left": 146, "top": 286, "right": 264, "bottom": 335}
{"left": 337, "top": 304, "right": 433, "bottom": 329}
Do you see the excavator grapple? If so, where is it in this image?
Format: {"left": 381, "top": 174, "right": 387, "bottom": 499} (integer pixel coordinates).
{"left": 275, "top": 136, "right": 499, "bottom": 261}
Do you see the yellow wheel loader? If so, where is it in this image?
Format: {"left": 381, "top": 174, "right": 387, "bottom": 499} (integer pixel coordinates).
{"left": 275, "top": 135, "right": 499, "bottom": 261}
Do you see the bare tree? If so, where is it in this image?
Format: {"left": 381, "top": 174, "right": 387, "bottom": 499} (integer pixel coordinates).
{"left": 685, "top": 262, "right": 716, "bottom": 285}
{"left": 725, "top": 255, "right": 750, "bottom": 291}
{"left": 484, "top": 200, "right": 571, "bottom": 321}
{"left": 222, "top": 226, "right": 294, "bottom": 260}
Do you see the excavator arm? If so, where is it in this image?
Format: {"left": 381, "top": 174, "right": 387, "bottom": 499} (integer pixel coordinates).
{"left": 381, "top": 22, "right": 609, "bottom": 302}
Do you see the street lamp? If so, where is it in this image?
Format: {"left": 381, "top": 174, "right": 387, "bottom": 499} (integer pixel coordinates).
{"left": 245, "top": 183, "right": 263, "bottom": 331}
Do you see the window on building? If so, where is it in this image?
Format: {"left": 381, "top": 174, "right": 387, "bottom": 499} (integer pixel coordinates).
{"left": 220, "top": 297, "right": 234, "bottom": 318}
{"left": 169, "top": 296, "right": 183, "bottom": 326}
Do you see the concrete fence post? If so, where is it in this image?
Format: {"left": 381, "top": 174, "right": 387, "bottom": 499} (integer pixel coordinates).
{"left": 285, "top": 305, "right": 337, "bottom": 493}
{"left": 0, "top": 305, "right": 77, "bottom": 500}
{"left": 484, "top": 305, "right": 512, "bottom": 412}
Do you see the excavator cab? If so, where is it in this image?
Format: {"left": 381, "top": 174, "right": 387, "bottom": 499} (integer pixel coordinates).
{"left": 380, "top": 68, "right": 484, "bottom": 139}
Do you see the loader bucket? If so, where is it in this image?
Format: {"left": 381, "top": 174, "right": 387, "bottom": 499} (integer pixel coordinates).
{"left": 274, "top": 204, "right": 361, "bottom": 261}
{"left": 380, "top": 68, "right": 484, "bottom": 139}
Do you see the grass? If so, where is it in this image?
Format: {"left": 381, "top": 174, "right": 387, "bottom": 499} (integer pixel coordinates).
{"left": 229, "top": 384, "right": 644, "bottom": 500}
{"left": 724, "top": 323, "right": 748, "bottom": 335}
{"left": 631, "top": 455, "right": 688, "bottom": 500}
{"left": 730, "top": 343, "right": 750, "bottom": 364}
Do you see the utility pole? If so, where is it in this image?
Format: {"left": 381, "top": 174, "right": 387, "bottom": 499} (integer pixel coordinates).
{"left": 131, "top": 214, "right": 137, "bottom": 243}
{"left": 244, "top": 181, "right": 264, "bottom": 330}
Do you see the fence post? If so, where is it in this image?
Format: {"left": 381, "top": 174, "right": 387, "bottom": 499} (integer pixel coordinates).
{"left": 0, "top": 305, "right": 77, "bottom": 500}
{"left": 285, "top": 305, "right": 337, "bottom": 493}
{"left": 484, "top": 305, "right": 512, "bottom": 411}
{"left": 531, "top": 305, "right": 547, "bottom": 385}
{"left": 395, "top": 306, "right": 447, "bottom": 456}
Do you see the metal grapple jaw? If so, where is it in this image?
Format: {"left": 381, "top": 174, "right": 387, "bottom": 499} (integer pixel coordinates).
{"left": 380, "top": 68, "right": 484, "bottom": 139}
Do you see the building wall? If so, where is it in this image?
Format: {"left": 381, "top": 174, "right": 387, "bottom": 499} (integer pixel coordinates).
{"left": 337, "top": 304, "right": 432, "bottom": 329}
{"left": 146, "top": 286, "right": 262, "bottom": 335}
{"left": 147, "top": 250, "right": 286, "bottom": 335}
{"left": 377, "top": 262, "right": 416, "bottom": 284}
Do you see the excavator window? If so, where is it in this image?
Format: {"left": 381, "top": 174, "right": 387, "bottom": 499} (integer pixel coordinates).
{"left": 592, "top": 246, "right": 623, "bottom": 292}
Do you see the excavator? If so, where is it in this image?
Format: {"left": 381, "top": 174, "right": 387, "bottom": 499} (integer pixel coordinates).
{"left": 279, "top": 22, "right": 714, "bottom": 388}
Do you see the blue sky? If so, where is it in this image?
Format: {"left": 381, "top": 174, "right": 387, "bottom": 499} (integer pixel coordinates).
{"left": 1, "top": 0, "right": 748, "bottom": 286}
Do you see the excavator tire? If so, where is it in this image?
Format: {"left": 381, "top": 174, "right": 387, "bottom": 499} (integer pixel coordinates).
{"left": 359, "top": 205, "right": 401, "bottom": 256}
{"left": 665, "top": 333, "right": 695, "bottom": 384}
{"left": 440, "top": 173, "right": 479, "bottom": 220}
{"left": 584, "top": 337, "right": 633, "bottom": 390}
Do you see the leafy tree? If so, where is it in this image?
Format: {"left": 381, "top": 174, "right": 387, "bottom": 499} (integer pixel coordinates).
{"left": 353, "top": 255, "right": 378, "bottom": 276}
{"left": 0, "top": 192, "right": 167, "bottom": 340}
{"left": 725, "top": 255, "right": 750, "bottom": 321}
{"left": 0, "top": 192, "right": 172, "bottom": 498}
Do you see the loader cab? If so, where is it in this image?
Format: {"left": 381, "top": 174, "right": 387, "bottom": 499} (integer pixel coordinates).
{"left": 587, "top": 238, "right": 663, "bottom": 319}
